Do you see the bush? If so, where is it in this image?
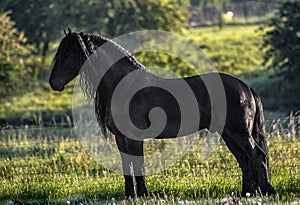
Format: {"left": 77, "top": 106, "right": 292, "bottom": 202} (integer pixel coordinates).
{"left": 105, "top": 0, "right": 188, "bottom": 36}
{"left": 262, "top": 1, "right": 300, "bottom": 80}
{"left": 0, "top": 11, "right": 33, "bottom": 97}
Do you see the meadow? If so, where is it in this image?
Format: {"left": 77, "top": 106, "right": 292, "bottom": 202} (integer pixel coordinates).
{"left": 0, "top": 113, "right": 299, "bottom": 204}
{"left": 0, "top": 25, "right": 299, "bottom": 204}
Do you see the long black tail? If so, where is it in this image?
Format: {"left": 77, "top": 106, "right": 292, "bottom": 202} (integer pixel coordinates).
{"left": 251, "top": 88, "right": 268, "bottom": 153}
{"left": 250, "top": 88, "right": 270, "bottom": 178}
{"left": 251, "top": 88, "right": 277, "bottom": 195}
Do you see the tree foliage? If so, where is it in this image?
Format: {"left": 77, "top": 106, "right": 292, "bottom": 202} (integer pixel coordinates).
{"left": 1, "top": 0, "right": 187, "bottom": 53}
{"left": 0, "top": 0, "right": 107, "bottom": 58}
{"left": 1, "top": 1, "right": 52, "bottom": 56}
{"left": 0, "top": 0, "right": 189, "bottom": 79}
{"left": 0, "top": 12, "right": 32, "bottom": 97}
{"left": 104, "top": 0, "right": 188, "bottom": 37}
{"left": 262, "top": 1, "right": 300, "bottom": 80}
{"left": 1, "top": 0, "right": 75, "bottom": 57}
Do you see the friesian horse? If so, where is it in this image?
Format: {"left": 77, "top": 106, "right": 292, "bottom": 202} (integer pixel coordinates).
{"left": 49, "top": 28, "right": 276, "bottom": 197}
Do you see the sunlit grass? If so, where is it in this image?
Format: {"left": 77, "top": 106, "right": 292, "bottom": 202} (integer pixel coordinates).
{"left": 189, "top": 25, "right": 265, "bottom": 75}
{"left": 0, "top": 81, "right": 74, "bottom": 126}
{"left": 0, "top": 113, "right": 299, "bottom": 203}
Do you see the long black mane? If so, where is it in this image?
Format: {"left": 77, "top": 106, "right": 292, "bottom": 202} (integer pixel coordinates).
{"left": 78, "top": 33, "right": 149, "bottom": 99}
{"left": 72, "top": 32, "right": 151, "bottom": 136}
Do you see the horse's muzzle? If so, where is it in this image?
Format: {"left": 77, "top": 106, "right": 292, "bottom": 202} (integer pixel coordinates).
{"left": 49, "top": 79, "right": 65, "bottom": 92}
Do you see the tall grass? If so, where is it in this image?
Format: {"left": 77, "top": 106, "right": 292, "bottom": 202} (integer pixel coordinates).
{"left": 0, "top": 112, "right": 299, "bottom": 204}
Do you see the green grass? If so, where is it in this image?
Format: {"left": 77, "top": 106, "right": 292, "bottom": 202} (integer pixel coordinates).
{"left": 0, "top": 82, "right": 74, "bottom": 126}
{"left": 0, "top": 114, "right": 299, "bottom": 203}
{"left": 188, "top": 25, "right": 265, "bottom": 75}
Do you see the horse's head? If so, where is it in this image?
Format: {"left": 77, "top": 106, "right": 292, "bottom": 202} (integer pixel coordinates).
{"left": 49, "top": 28, "right": 89, "bottom": 91}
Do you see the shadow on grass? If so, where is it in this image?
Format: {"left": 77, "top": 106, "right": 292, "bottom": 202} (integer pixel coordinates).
{"left": 0, "top": 109, "right": 74, "bottom": 129}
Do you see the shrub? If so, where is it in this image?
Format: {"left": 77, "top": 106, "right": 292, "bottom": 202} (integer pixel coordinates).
{"left": 262, "top": 2, "right": 300, "bottom": 80}
{"left": 0, "top": 11, "right": 32, "bottom": 97}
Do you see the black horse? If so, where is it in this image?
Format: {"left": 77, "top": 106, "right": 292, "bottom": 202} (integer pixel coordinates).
{"left": 49, "top": 28, "right": 276, "bottom": 197}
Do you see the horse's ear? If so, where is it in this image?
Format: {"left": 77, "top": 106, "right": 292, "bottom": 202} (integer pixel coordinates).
{"left": 64, "top": 28, "right": 72, "bottom": 36}
{"left": 68, "top": 28, "right": 72, "bottom": 35}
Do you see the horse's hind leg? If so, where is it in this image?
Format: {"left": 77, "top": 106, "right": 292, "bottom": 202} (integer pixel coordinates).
{"left": 223, "top": 129, "right": 274, "bottom": 196}
{"left": 115, "top": 135, "right": 148, "bottom": 197}
{"left": 221, "top": 132, "right": 258, "bottom": 196}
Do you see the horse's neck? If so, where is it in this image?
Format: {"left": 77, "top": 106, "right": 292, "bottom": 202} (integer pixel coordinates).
{"left": 84, "top": 34, "right": 145, "bottom": 93}
{"left": 88, "top": 34, "right": 107, "bottom": 48}
{"left": 88, "top": 34, "right": 140, "bottom": 70}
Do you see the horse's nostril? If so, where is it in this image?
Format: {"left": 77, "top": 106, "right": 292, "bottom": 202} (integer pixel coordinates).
{"left": 49, "top": 80, "right": 54, "bottom": 87}
{"left": 49, "top": 79, "right": 57, "bottom": 89}
{"left": 49, "top": 79, "right": 65, "bottom": 91}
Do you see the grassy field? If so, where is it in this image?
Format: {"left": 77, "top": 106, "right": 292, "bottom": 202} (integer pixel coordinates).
{"left": 189, "top": 25, "right": 266, "bottom": 75}
{"left": 0, "top": 114, "right": 299, "bottom": 204}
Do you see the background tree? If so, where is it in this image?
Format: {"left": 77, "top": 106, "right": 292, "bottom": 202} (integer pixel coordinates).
{"left": 262, "top": 1, "right": 300, "bottom": 81}
{"left": 0, "top": 0, "right": 187, "bottom": 54}
{"left": 0, "top": 0, "right": 107, "bottom": 78}
{"left": 0, "top": 0, "right": 68, "bottom": 79}
{"left": 0, "top": 12, "right": 32, "bottom": 97}
{"left": 105, "top": 0, "right": 188, "bottom": 37}
{"left": 0, "top": 0, "right": 189, "bottom": 80}
{"left": 1, "top": 0, "right": 60, "bottom": 57}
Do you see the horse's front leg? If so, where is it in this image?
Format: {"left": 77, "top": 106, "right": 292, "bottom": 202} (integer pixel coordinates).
{"left": 135, "top": 166, "right": 148, "bottom": 197}
{"left": 115, "top": 135, "right": 148, "bottom": 198}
